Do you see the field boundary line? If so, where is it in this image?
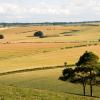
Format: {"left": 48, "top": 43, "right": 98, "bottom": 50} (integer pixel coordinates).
{"left": 0, "top": 64, "right": 74, "bottom": 76}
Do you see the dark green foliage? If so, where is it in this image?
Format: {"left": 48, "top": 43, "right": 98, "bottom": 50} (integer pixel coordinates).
{"left": 60, "top": 51, "right": 100, "bottom": 97}
{"left": 76, "top": 51, "right": 99, "bottom": 97}
{"left": 74, "top": 66, "right": 92, "bottom": 73}
{"left": 0, "top": 34, "right": 4, "bottom": 39}
{"left": 63, "top": 68, "right": 74, "bottom": 78}
{"left": 76, "top": 51, "right": 99, "bottom": 66}
{"left": 34, "top": 31, "right": 44, "bottom": 38}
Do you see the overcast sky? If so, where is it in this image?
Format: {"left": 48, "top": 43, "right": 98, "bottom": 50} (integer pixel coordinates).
{"left": 0, "top": 0, "right": 100, "bottom": 22}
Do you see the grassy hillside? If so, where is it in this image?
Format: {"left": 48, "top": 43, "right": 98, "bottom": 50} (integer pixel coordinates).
{"left": 0, "top": 24, "right": 100, "bottom": 99}
{"left": 0, "top": 68, "right": 99, "bottom": 98}
{"left": 0, "top": 84, "right": 99, "bottom": 100}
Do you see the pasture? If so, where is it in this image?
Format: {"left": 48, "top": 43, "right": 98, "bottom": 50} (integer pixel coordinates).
{"left": 0, "top": 25, "right": 100, "bottom": 43}
{"left": 0, "top": 24, "right": 100, "bottom": 99}
{"left": 0, "top": 68, "right": 99, "bottom": 99}
{"left": 0, "top": 84, "right": 99, "bottom": 100}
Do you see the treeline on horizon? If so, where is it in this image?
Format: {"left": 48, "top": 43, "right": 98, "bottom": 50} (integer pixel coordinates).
{"left": 0, "top": 21, "right": 100, "bottom": 27}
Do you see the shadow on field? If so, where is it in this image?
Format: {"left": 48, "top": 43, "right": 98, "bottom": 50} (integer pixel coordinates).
{"left": 64, "top": 91, "right": 100, "bottom": 99}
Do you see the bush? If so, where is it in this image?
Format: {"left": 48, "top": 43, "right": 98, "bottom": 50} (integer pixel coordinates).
{"left": 34, "top": 31, "right": 44, "bottom": 38}
{"left": 0, "top": 34, "right": 4, "bottom": 39}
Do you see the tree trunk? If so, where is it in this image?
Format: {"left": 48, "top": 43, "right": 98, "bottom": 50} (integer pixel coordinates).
{"left": 83, "top": 83, "right": 86, "bottom": 96}
{"left": 90, "top": 70, "right": 93, "bottom": 97}
{"left": 90, "top": 82, "right": 93, "bottom": 97}
{"left": 82, "top": 78, "right": 86, "bottom": 96}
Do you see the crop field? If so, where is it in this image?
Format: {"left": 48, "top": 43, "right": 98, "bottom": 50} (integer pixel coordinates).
{"left": 0, "top": 24, "right": 100, "bottom": 99}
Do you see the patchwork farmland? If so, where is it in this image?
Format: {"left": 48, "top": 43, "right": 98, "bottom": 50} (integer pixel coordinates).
{"left": 0, "top": 24, "right": 100, "bottom": 99}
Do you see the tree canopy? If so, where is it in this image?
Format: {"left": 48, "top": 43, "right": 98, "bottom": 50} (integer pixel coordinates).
{"left": 34, "top": 31, "right": 44, "bottom": 38}
{"left": 0, "top": 34, "right": 4, "bottom": 39}
{"left": 76, "top": 51, "right": 99, "bottom": 67}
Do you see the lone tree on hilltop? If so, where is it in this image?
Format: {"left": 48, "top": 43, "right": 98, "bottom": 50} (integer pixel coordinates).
{"left": 34, "top": 31, "right": 44, "bottom": 38}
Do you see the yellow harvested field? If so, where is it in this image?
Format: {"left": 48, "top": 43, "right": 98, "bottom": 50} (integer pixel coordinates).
{"left": 0, "top": 25, "right": 100, "bottom": 43}
{"left": 0, "top": 44, "right": 100, "bottom": 72}
{"left": 0, "top": 25, "right": 100, "bottom": 73}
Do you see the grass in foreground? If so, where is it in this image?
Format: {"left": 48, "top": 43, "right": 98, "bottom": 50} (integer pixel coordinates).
{"left": 0, "top": 84, "right": 99, "bottom": 100}
{"left": 0, "top": 68, "right": 99, "bottom": 98}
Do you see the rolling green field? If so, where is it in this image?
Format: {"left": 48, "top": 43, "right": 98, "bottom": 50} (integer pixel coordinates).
{"left": 0, "top": 84, "right": 99, "bottom": 100}
{"left": 0, "top": 24, "right": 100, "bottom": 99}
{"left": 0, "top": 68, "right": 100, "bottom": 100}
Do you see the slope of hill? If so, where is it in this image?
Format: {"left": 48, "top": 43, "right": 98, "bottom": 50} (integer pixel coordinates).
{"left": 0, "top": 84, "right": 99, "bottom": 100}
{"left": 0, "top": 23, "right": 100, "bottom": 100}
